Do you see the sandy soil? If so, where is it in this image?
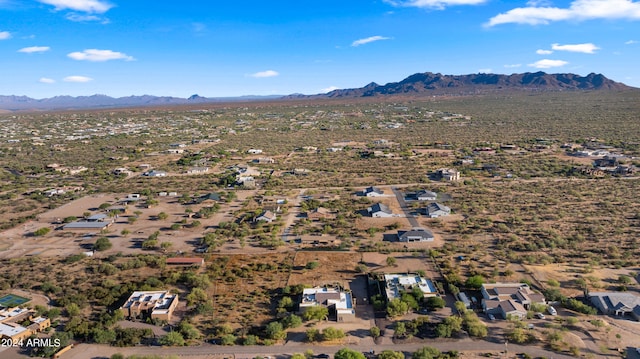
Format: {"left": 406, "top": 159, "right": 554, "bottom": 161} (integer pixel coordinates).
{"left": 0, "top": 192, "right": 253, "bottom": 259}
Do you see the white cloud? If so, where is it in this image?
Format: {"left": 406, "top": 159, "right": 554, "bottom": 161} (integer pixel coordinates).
{"left": 38, "top": 0, "right": 113, "bottom": 13}
{"left": 67, "top": 49, "right": 134, "bottom": 62}
{"left": 528, "top": 59, "right": 569, "bottom": 69}
{"left": 504, "top": 64, "right": 522, "bottom": 68}
{"left": 248, "top": 70, "right": 279, "bottom": 78}
{"left": 625, "top": 40, "right": 638, "bottom": 44}
{"left": 0, "top": 31, "right": 11, "bottom": 40}
{"left": 63, "top": 75, "right": 93, "bottom": 83}
{"left": 39, "top": 77, "right": 56, "bottom": 84}
{"left": 351, "top": 36, "right": 392, "bottom": 47}
{"left": 18, "top": 46, "right": 51, "bottom": 53}
{"left": 551, "top": 42, "right": 599, "bottom": 53}
{"left": 487, "top": 0, "right": 640, "bottom": 27}
{"left": 536, "top": 49, "right": 553, "bottom": 55}
{"left": 321, "top": 86, "right": 339, "bottom": 93}
{"left": 65, "top": 13, "right": 106, "bottom": 22}
{"left": 384, "top": 0, "right": 486, "bottom": 10}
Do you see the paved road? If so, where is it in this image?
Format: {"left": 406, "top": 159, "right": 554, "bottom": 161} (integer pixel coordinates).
{"left": 391, "top": 187, "right": 419, "bottom": 228}
{"left": 60, "top": 338, "right": 581, "bottom": 359}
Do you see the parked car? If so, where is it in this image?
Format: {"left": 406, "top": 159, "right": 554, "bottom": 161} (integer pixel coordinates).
{"left": 548, "top": 306, "right": 557, "bottom": 315}
{"left": 535, "top": 312, "right": 545, "bottom": 319}
{"left": 488, "top": 313, "right": 495, "bottom": 321}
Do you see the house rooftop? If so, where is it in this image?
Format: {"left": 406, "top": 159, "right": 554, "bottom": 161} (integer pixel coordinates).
{"left": 301, "top": 287, "right": 353, "bottom": 310}
{"left": 384, "top": 273, "right": 437, "bottom": 300}
{"left": 369, "top": 203, "right": 392, "bottom": 214}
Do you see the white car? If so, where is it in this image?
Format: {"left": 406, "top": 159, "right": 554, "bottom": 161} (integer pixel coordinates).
{"left": 535, "top": 312, "right": 545, "bottom": 319}
{"left": 548, "top": 306, "right": 557, "bottom": 315}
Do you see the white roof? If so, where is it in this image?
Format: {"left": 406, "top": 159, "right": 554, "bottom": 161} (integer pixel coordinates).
{"left": 0, "top": 322, "right": 29, "bottom": 337}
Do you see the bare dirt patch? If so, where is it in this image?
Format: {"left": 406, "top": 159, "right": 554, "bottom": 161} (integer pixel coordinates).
{"left": 287, "top": 251, "right": 361, "bottom": 287}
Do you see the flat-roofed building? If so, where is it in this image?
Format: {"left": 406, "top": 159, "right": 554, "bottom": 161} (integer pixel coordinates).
{"left": 0, "top": 307, "right": 51, "bottom": 342}
{"left": 120, "top": 291, "right": 179, "bottom": 322}
{"left": 384, "top": 273, "right": 438, "bottom": 300}
{"left": 299, "top": 287, "right": 355, "bottom": 322}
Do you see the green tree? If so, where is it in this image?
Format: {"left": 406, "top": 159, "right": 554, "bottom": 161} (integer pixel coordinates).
{"left": 465, "top": 275, "right": 484, "bottom": 289}
{"left": 394, "top": 321, "right": 407, "bottom": 338}
{"left": 243, "top": 334, "right": 258, "bottom": 345}
{"left": 321, "top": 327, "right": 345, "bottom": 341}
{"left": 334, "top": 348, "right": 366, "bottom": 359}
{"left": 94, "top": 237, "right": 112, "bottom": 251}
{"left": 412, "top": 347, "right": 442, "bottom": 359}
{"left": 265, "top": 321, "right": 286, "bottom": 340}
{"left": 387, "top": 298, "right": 409, "bottom": 317}
{"left": 157, "top": 212, "right": 169, "bottom": 220}
{"left": 278, "top": 296, "right": 294, "bottom": 309}
{"left": 426, "top": 296, "right": 446, "bottom": 310}
{"left": 220, "top": 334, "right": 236, "bottom": 345}
{"left": 370, "top": 326, "right": 381, "bottom": 338}
{"left": 305, "top": 261, "right": 319, "bottom": 270}
{"left": 303, "top": 306, "right": 328, "bottom": 321}
{"left": 386, "top": 256, "right": 397, "bottom": 267}
{"left": 159, "top": 331, "right": 185, "bottom": 346}
{"left": 282, "top": 314, "right": 302, "bottom": 329}
{"left": 305, "top": 328, "right": 320, "bottom": 342}
{"left": 33, "top": 227, "right": 51, "bottom": 236}
{"left": 378, "top": 350, "right": 404, "bottom": 359}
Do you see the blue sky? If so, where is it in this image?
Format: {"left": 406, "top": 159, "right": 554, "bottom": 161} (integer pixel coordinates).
{"left": 1, "top": 0, "right": 639, "bottom": 98}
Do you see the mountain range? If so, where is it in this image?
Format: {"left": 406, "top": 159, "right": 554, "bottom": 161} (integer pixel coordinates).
{"left": 0, "top": 72, "right": 633, "bottom": 111}
{"left": 295, "top": 71, "right": 632, "bottom": 99}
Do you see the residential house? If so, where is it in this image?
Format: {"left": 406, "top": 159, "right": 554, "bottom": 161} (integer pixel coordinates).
{"left": 481, "top": 283, "right": 546, "bottom": 319}
{"left": 120, "top": 291, "right": 179, "bottom": 322}
{"left": 194, "top": 192, "right": 222, "bottom": 204}
{"left": 424, "top": 203, "right": 451, "bottom": 218}
{"left": 253, "top": 157, "right": 275, "bottom": 164}
{"left": 436, "top": 168, "right": 460, "bottom": 181}
{"left": 0, "top": 307, "right": 51, "bottom": 342}
{"left": 63, "top": 217, "right": 114, "bottom": 230}
{"left": 254, "top": 210, "right": 277, "bottom": 223}
{"left": 415, "top": 190, "right": 437, "bottom": 201}
{"left": 590, "top": 292, "right": 640, "bottom": 321}
{"left": 144, "top": 170, "right": 167, "bottom": 177}
{"left": 367, "top": 203, "right": 393, "bottom": 218}
{"left": 384, "top": 274, "right": 438, "bottom": 301}
{"left": 186, "top": 167, "right": 209, "bottom": 174}
{"left": 498, "top": 300, "right": 527, "bottom": 320}
{"left": 397, "top": 228, "right": 434, "bottom": 242}
{"left": 247, "top": 149, "right": 263, "bottom": 154}
{"left": 44, "top": 188, "right": 65, "bottom": 197}
{"left": 299, "top": 287, "right": 355, "bottom": 322}
{"left": 363, "top": 186, "right": 384, "bottom": 197}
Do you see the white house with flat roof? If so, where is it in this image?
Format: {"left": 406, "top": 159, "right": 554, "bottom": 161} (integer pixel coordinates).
{"left": 120, "top": 291, "right": 179, "bottom": 322}
{"left": 384, "top": 274, "right": 438, "bottom": 301}
{"left": 299, "top": 287, "right": 355, "bottom": 322}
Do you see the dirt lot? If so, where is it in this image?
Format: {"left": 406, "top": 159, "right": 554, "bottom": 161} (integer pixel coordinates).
{"left": 0, "top": 192, "right": 253, "bottom": 259}
{"left": 288, "top": 251, "right": 362, "bottom": 287}
{"left": 524, "top": 263, "right": 640, "bottom": 296}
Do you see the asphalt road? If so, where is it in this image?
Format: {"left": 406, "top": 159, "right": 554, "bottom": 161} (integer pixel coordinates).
{"left": 59, "top": 339, "right": 580, "bottom": 359}
{"left": 391, "top": 187, "right": 419, "bottom": 228}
